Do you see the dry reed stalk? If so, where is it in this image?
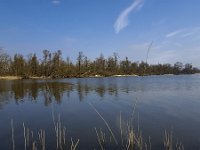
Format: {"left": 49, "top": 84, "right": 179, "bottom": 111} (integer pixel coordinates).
{"left": 126, "top": 129, "right": 135, "bottom": 150}
{"left": 38, "top": 129, "right": 45, "bottom": 150}
{"left": 94, "top": 127, "right": 104, "bottom": 150}
{"left": 131, "top": 99, "right": 138, "bottom": 120}
{"left": 70, "top": 138, "right": 80, "bottom": 150}
{"left": 88, "top": 102, "right": 118, "bottom": 145}
{"left": 11, "top": 119, "right": 15, "bottom": 150}
{"left": 175, "top": 140, "right": 184, "bottom": 150}
{"left": 164, "top": 130, "right": 173, "bottom": 150}
{"left": 119, "top": 111, "right": 124, "bottom": 146}
{"left": 56, "top": 122, "right": 59, "bottom": 149}
{"left": 27, "top": 128, "right": 30, "bottom": 147}
{"left": 164, "top": 130, "right": 184, "bottom": 150}
{"left": 52, "top": 114, "right": 69, "bottom": 150}
{"left": 144, "top": 41, "right": 153, "bottom": 75}
{"left": 58, "top": 115, "right": 63, "bottom": 150}
{"left": 23, "top": 122, "right": 27, "bottom": 150}
{"left": 137, "top": 131, "right": 143, "bottom": 150}
{"left": 149, "top": 136, "right": 152, "bottom": 150}
{"left": 32, "top": 141, "right": 36, "bottom": 150}
{"left": 63, "top": 127, "right": 66, "bottom": 145}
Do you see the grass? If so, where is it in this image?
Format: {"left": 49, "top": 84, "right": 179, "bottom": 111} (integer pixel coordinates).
{"left": 0, "top": 76, "right": 22, "bottom": 80}
{"left": 0, "top": 76, "right": 52, "bottom": 80}
{"left": 11, "top": 118, "right": 80, "bottom": 150}
{"left": 9, "top": 89, "right": 184, "bottom": 150}
{"left": 88, "top": 101, "right": 184, "bottom": 150}
{"left": 10, "top": 114, "right": 185, "bottom": 150}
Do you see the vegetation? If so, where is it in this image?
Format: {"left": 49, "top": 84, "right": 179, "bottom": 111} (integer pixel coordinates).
{"left": 4, "top": 80, "right": 186, "bottom": 150}
{"left": 10, "top": 110, "right": 184, "bottom": 150}
{"left": 0, "top": 49, "right": 199, "bottom": 78}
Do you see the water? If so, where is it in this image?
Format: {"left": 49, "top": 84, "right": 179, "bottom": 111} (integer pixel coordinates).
{"left": 0, "top": 74, "right": 200, "bottom": 149}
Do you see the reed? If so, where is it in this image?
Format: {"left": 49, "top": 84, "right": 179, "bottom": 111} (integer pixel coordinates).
{"left": 88, "top": 102, "right": 118, "bottom": 145}
{"left": 164, "top": 130, "right": 173, "bottom": 150}
{"left": 119, "top": 111, "right": 124, "bottom": 146}
{"left": 93, "top": 108, "right": 184, "bottom": 150}
{"left": 10, "top": 118, "right": 185, "bottom": 150}
{"left": 94, "top": 127, "right": 106, "bottom": 150}
{"left": 11, "top": 119, "right": 15, "bottom": 150}
{"left": 164, "top": 130, "right": 184, "bottom": 150}
{"left": 23, "top": 122, "right": 27, "bottom": 150}
{"left": 70, "top": 138, "right": 80, "bottom": 150}
{"left": 38, "top": 129, "right": 46, "bottom": 150}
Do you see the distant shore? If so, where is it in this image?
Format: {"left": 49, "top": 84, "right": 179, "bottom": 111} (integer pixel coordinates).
{"left": 0, "top": 75, "right": 139, "bottom": 80}
{"left": 0, "top": 76, "right": 22, "bottom": 80}
{"left": 1, "top": 73, "right": 198, "bottom": 80}
{"left": 0, "top": 76, "right": 51, "bottom": 80}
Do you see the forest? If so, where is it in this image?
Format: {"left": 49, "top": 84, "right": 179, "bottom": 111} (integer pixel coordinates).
{"left": 0, "top": 49, "right": 199, "bottom": 78}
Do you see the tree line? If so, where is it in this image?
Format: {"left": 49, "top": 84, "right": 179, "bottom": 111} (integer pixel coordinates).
{"left": 0, "top": 49, "right": 199, "bottom": 78}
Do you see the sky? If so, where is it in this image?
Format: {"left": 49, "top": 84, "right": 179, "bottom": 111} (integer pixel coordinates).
{"left": 0, "top": 0, "right": 200, "bottom": 67}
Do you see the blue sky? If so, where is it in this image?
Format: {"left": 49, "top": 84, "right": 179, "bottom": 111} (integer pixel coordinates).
{"left": 0, "top": 0, "right": 200, "bottom": 67}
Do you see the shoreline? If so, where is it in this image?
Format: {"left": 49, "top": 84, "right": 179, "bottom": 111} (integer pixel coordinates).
{"left": 0, "top": 76, "right": 50, "bottom": 80}
{"left": 0, "top": 73, "right": 198, "bottom": 80}
{"left": 0, "top": 76, "right": 22, "bottom": 80}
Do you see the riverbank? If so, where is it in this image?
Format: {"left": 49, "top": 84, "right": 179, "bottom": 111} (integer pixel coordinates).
{"left": 0, "top": 76, "right": 22, "bottom": 80}
{"left": 0, "top": 75, "right": 139, "bottom": 80}
{"left": 1, "top": 73, "right": 198, "bottom": 80}
{"left": 0, "top": 76, "right": 51, "bottom": 80}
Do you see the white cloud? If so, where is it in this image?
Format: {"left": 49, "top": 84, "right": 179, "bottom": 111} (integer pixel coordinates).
{"left": 166, "top": 29, "right": 184, "bottom": 38}
{"left": 52, "top": 0, "right": 61, "bottom": 4}
{"left": 114, "top": 0, "right": 144, "bottom": 34}
{"left": 166, "top": 27, "right": 200, "bottom": 39}
{"left": 181, "top": 27, "right": 200, "bottom": 38}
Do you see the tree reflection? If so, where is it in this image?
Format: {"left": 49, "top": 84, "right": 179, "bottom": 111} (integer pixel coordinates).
{"left": 8, "top": 81, "right": 73, "bottom": 105}
{"left": 11, "top": 80, "right": 26, "bottom": 101}
{"left": 0, "top": 78, "right": 136, "bottom": 108}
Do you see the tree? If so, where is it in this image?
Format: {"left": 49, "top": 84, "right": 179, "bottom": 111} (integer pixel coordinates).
{"left": 42, "top": 50, "right": 52, "bottom": 76}
{"left": 174, "top": 62, "right": 183, "bottom": 74}
{"left": 120, "top": 57, "right": 131, "bottom": 74}
{"left": 27, "top": 53, "right": 39, "bottom": 76}
{"left": 0, "top": 49, "right": 10, "bottom": 75}
{"left": 51, "top": 50, "right": 62, "bottom": 77}
{"left": 11, "top": 54, "right": 26, "bottom": 76}
{"left": 77, "top": 51, "right": 84, "bottom": 76}
{"left": 95, "top": 53, "right": 105, "bottom": 75}
{"left": 183, "top": 63, "right": 193, "bottom": 74}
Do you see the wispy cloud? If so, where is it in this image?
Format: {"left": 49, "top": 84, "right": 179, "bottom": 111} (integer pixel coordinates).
{"left": 114, "top": 0, "right": 144, "bottom": 34}
{"left": 52, "top": 0, "right": 61, "bottom": 4}
{"left": 166, "top": 29, "right": 184, "bottom": 38}
{"left": 166, "top": 27, "right": 200, "bottom": 40}
{"left": 181, "top": 27, "right": 200, "bottom": 38}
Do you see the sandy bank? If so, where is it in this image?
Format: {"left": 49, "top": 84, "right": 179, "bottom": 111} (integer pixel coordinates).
{"left": 0, "top": 76, "right": 22, "bottom": 80}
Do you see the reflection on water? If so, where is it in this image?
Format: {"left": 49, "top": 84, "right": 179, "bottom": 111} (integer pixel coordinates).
{"left": 0, "top": 78, "right": 122, "bottom": 108}
{"left": 0, "top": 75, "right": 200, "bottom": 149}
{"left": 1, "top": 75, "right": 198, "bottom": 108}
{"left": 0, "top": 80, "right": 73, "bottom": 107}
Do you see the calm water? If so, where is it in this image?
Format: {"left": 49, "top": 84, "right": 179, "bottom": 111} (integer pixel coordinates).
{"left": 0, "top": 74, "right": 200, "bottom": 149}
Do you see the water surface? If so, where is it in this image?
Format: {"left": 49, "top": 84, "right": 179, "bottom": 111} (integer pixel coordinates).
{"left": 0, "top": 74, "right": 200, "bottom": 149}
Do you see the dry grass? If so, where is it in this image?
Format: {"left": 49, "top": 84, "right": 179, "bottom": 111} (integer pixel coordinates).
{"left": 11, "top": 119, "right": 79, "bottom": 150}
{"left": 0, "top": 76, "right": 51, "bottom": 80}
{"left": 0, "top": 76, "right": 22, "bottom": 80}
{"left": 91, "top": 100, "right": 184, "bottom": 150}
{"left": 11, "top": 119, "right": 15, "bottom": 150}
{"left": 88, "top": 102, "right": 118, "bottom": 145}
{"left": 164, "top": 130, "right": 184, "bottom": 150}
{"left": 10, "top": 118, "right": 185, "bottom": 150}
{"left": 9, "top": 87, "right": 184, "bottom": 150}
